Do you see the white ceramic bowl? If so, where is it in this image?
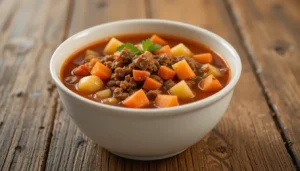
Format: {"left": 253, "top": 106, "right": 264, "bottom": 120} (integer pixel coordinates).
{"left": 50, "top": 19, "right": 242, "bottom": 160}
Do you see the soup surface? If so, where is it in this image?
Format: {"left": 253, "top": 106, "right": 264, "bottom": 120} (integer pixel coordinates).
{"left": 61, "top": 34, "right": 230, "bottom": 108}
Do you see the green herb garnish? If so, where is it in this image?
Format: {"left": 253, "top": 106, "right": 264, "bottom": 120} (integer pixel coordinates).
{"left": 117, "top": 43, "right": 142, "bottom": 56}
{"left": 142, "top": 39, "right": 162, "bottom": 52}
{"left": 117, "top": 39, "right": 162, "bottom": 55}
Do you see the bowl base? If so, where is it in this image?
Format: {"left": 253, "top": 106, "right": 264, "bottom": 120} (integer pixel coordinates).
{"left": 109, "top": 149, "right": 186, "bottom": 161}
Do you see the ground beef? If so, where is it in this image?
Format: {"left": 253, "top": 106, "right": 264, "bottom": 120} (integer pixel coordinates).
{"left": 150, "top": 75, "right": 164, "bottom": 84}
{"left": 100, "top": 55, "right": 114, "bottom": 63}
{"left": 155, "top": 54, "right": 174, "bottom": 67}
{"left": 118, "top": 49, "right": 132, "bottom": 64}
{"left": 64, "top": 76, "right": 80, "bottom": 85}
{"left": 146, "top": 90, "right": 162, "bottom": 100}
{"left": 111, "top": 61, "right": 124, "bottom": 70}
{"left": 120, "top": 75, "right": 137, "bottom": 90}
{"left": 134, "top": 54, "right": 158, "bottom": 72}
{"left": 186, "top": 76, "right": 202, "bottom": 88}
{"left": 163, "top": 80, "right": 176, "bottom": 90}
{"left": 114, "top": 67, "right": 132, "bottom": 80}
{"left": 106, "top": 80, "right": 121, "bottom": 87}
{"left": 104, "top": 61, "right": 113, "bottom": 69}
{"left": 113, "top": 88, "right": 129, "bottom": 101}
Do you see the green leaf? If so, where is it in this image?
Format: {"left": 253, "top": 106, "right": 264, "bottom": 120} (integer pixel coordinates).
{"left": 142, "top": 39, "right": 162, "bottom": 52}
{"left": 117, "top": 43, "right": 142, "bottom": 56}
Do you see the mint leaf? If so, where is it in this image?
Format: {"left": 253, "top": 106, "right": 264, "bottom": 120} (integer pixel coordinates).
{"left": 142, "top": 39, "right": 162, "bottom": 52}
{"left": 117, "top": 43, "right": 142, "bottom": 56}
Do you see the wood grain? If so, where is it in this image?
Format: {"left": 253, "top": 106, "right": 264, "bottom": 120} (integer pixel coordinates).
{"left": 227, "top": 0, "right": 300, "bottom": 167}
{"left": 44, "top": 0, "right": 296, "bottom": 171}
{"left": 0, "top": 0, "right": 72, "bottom": 170}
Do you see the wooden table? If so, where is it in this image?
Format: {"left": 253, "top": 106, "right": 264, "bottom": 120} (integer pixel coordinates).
{"left": 0, "top": 0, "right": 299, "bottom": 170}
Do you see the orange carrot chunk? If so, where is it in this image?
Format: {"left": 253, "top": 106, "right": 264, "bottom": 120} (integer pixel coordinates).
{"left": 73, "top": 64, "right": 90, "bottom": 76}
{"left": 89, "top": 58, "right": 100, "bottom": 67}
{"left": 133, "top": 70, "right": 151, "bottom": 81}
{"left": 172, "top": 59, "right": 196, "bottom": 80}
{"left": 157, "top": 66, "right": 176, "bottom": 80}
{"left": 90, "top": 61, "right": 112, "bottom": 81}
{"left": 143, "top": 77, "right": 162, "bottom": 90}
{"left": 122, "top": 89, "right": 150, "bottom": 108}
{"left": 193, "top": 53, "right": 213, "bottom": 64}
{"left": 200, "top": 75, "right": 223, "bottom": 92}
{"left": 154, "top": 45, "right": 171, "bottom": 55}
{"left": 150, "top": 34, "right": 168, "bottom": 45}
{"left": 155, "top": 95, "right": 179, "bottom": 108}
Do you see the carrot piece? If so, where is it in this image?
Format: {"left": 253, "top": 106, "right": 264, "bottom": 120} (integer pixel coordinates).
{"left": 133, "top": 70, "right": 150, "bottom": 81}
{"left": 193, "top": 53, "right": 213, "bottom": 64}
{"left": 157, "top": 66, "right": 176, "bottom": 80}
{"left": 154, "top": 45, "right": 171, "bottom": 55}
{"left": 172, "top": 60, "right": 196, "bottom": 80}
{"left": 155, "top": 95, "right": 179, "bottom": 108}
{"left": 73, "top": 64, "right": 90, "bottom": 76}
{"left": 150, "top": 34, "right": 168, "bottom": 45}
{"left": 122, "top": 89, "right": 150, "bottom": 108}
{"left": 90, "top": 61, "right": 112, "bottom": 80}
{"left": 89, "top": 58, "right": 100, "bottom": 67}
{"left": 200, "top": 75, "right": 223, "bottom": 92}
{"left": 143, "top": 77, "right": 162, "bottom": 90}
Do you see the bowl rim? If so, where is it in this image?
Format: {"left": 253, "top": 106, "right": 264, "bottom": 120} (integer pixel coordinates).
{"left": 50, "top": 19, "right": 242, "bottom": 116}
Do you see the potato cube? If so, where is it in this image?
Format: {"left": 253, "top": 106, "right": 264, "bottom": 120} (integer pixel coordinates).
{"left": 169, "top": 80, "right": 194, "bottom": 99}
{"left": 104, "top": 38, "right": 123, "bottom": 54}
{"left": 77, "top": 75, "right": 104, "bottom": 93}
{"left": 95, "top": 89, "right": 112, "bottom": 98}
{"left": 171, "top": 43, "right": 192, "bottom": 57}
{"left": 201, "top": 64, "right": 222, "bottom": 77}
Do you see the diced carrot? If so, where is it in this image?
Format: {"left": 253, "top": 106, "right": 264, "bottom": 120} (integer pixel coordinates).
{"left": 122, "top": 89, "right": 150, "bottom": 108}
{"left": 155, "top": 95, "right": 179, "bottom": 108}
{"left": 172, "top": 60, "right": 196, "bottom": 80}
{"left": 157, "top": 66, "right": 176, "bottom": 80}
{"left": 89, "top": 58, "right": 100, "bottom": 67}
{"left": 73, "top": 64, "right": 90, "bottom": 76}
{"left": 200, "top": 75, "right": 223, "bottom": 92}
{"left": 154, "top": 45, "right": 171, "bottom": 55}
{"left": 133, "top": 70, "right": 150, "bottom": 81}
{"left": 90, "top": 61, "right": 112, "bottom": 80}
{"left": 193, "top": 53, "right": 213, "bottom": 64}
{"left": 143, "top": 77, "right": 162, "bottom": 90}
{"left": 150, "top": 34, "right": 168, "bottom": 45}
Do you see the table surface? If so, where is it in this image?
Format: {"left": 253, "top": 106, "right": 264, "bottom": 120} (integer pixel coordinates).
{"left": 1, "top": 0, "right": 300, "bottom": 170}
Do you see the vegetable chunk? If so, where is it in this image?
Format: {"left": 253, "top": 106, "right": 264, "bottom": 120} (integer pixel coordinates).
{"left": 157, "top": 66, "right": 176, "bottom": 80}
{"left": 193, "top": 53, "right": 213, "bottom": 64}
{"left": 169, "top": 80, "right": 194, "bottom": 99}
{"left": 73, "top": 64, "right": 90, "bottom": 76}
{"left": 150, "top": 34, "right": 167, "bottom": 45}
{"left": 201, "top": 64, "right": 222, "bottom": 77}
{"left": 172, "top": 59, "right": 196, "bottom": 80}
{"left": 155, "top": 95, "right": 179, "bottom": 108}
{"left": 104, "top": 38, "right": 123, "bottom": 54}
{"left": 91, "top": 62, "right": 112, "bottom": 81}
{"left": 95, "top": 89, "right": 112, "bottom": 98}
{"left": 154, "top": 45, "right": 171, "bottom": 55}
{"left": 133, "top": 70, "right": 150, "bottom": 81}
{"left": 143, "top": 77, "right": 162, "bottom": 90}
{"left": 171, "top": 43, "right": 192, "bottom": 57}
{"left": 200, "top": 75, "right": 223, "bottom": 92}
{"left": 78, "top": 75, "right": 104, "bottom": 93}
{"left": 122, "top": 89, "right": 150, "bottom": 108}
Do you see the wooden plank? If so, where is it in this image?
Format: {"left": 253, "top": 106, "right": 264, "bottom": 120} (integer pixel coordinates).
{"left": 227, "top": 0, "right": 300, "bottom": 167}
{"left": 0, "top": 0, "right": 72, "bottom": 170}
{"left": 45, "top": 0, "right": 296, "bottom": 171}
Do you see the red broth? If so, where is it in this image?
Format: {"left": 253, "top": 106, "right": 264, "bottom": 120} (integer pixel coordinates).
{"left": 61, "top": 33, "right": 230, "bottom": 108}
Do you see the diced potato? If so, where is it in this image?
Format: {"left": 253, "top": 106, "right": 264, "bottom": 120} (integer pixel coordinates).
{"left": 171, "top": 43, "right": 192, "bottom": 57}
{"left": 169, "top": 80, "right": 194, "bottom": 99}
{"left": 201, "top": 64, "right": 222, "bottom": 77}
{"left": 95, "top": 89, "right": 112, "bottom": 98}
{"left": 104, "top": 38, "right": 123, "bottom": 54}
{"left": 102, "top": 97, "right": 119, "bottom": 105}
{"left": 85, "top": 49, "right": 99, "bottom": 56}
{"left": 77, "top": 75, "right": 104, "bottom": 93}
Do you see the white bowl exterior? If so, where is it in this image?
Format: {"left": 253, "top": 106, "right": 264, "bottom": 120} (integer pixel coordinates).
{"left": 50, "top": 19, "right": 241, "bottom": 158}
{"left": 58, "top": 86, "right": 233, "bottom": 157}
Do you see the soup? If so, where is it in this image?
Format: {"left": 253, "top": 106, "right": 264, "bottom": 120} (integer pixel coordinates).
{"left": 61, "top": 34, "right": 230, "bottom": 108}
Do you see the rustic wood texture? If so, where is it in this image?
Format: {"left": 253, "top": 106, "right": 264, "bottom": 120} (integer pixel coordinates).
{"left": 0, "top": 0, "right": 299, "bottom": 170}
{"left": 227, "top": 0, "right": 300, "bottom": 167}
{"left": 0, "top": 0, "right": 72, "bottom": 170}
